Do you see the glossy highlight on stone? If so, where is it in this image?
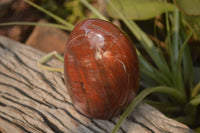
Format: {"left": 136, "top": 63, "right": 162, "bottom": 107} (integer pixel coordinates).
{"left": 64, "top": 19, "right": 140, "bottom": 119}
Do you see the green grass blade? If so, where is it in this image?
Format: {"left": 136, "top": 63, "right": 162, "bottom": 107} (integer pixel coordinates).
{"left": 182, "top": 42, "right": 193, "bottom": 90}
{"left": 168, "top": 7, "right": 180, "bottom": 74}
{"left": 38, "top": 51, "right": 64, "bottom": 72}
{"left": 38, "top": 52, "right": 58, "bottom": 64}
{"left": 191, "top": 82, "right": 200, "bottom": 98}
{"left": 0, "top": 22, "right": 73, "bottom": 31}
{"left": 179, "top": 24, "right": 194, "bottom": 91}
{"left": 23, "top": 0, "right": 74, "bottom": 30}
{"left": 176, "top": 26, "right": 196, "bottom": 93}
{"left": 112, "top": 86, "right": 184, "bottom": 133}
{"left": 37, "top": 63, "right": 64, "bottom": 72}
{"left": 190, "top": 96, "right": 200, "bottom": 106}
{"left": 141, "top": 69, "right": 170, "bottom": 85}
{"left": 137, "top": 51, "right": 172, "bottom": 86}
{"left": 55, "top": 53, "right": 64, "bottom": 62}
{"left": 165, "top": 0, "right": 173, "bottom": 67}
{"left": 172, "top": 8, "right": 180, "bottom": 64}
{"left": 126, "top": 20, "right": 171, "bottom": 77}
{"left": 80, "top": 0, "right": 108, "bottom": 21}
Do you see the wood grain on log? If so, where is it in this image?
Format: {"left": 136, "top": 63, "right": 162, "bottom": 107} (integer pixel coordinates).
{"left": 0, "top": 35, "right": 195, "bottom": 133}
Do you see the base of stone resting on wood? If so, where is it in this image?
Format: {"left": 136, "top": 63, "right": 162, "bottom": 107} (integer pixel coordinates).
{"left": 0, "top": 35, "right": 195, "bottom": 133}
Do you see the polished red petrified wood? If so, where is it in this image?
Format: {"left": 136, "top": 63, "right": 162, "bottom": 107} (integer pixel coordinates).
{"left": 64, "top": 19, "right": 140, "bottom": 119}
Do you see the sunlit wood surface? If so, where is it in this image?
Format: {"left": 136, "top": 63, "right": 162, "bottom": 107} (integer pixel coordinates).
{"left": 0, "top": 36, "right": 194, "bottom": 133}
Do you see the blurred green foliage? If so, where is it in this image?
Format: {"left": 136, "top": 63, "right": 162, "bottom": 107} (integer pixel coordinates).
{"left": 175, "top": 0, "right": 200, "bottom": 16}
{"left": 107, "top": 0, "right": 175, "bottom": 20}
{"left": 41, "top": 0, "right": 87, "bottom": 23}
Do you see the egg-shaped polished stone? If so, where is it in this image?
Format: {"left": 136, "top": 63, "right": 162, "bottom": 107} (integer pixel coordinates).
{"left": 64, "top": 19, "right": 140, "bottom": 119}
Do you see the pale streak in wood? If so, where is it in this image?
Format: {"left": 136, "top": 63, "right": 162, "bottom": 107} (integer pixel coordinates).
{"left": 0, "top": 36, "right": 195, "bottom": 133}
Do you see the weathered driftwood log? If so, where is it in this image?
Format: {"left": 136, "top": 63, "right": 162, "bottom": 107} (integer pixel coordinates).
{"left": 0, "top": 35, "right": 195, "bottom": 133}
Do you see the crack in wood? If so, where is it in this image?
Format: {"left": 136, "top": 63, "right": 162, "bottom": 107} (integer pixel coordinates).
{"left": 132, "top": 121, "right": 154, "bottom": 133}
{"left": 0, "top": 91, "right": 20, "bottom": 101}
{"left": 0, "top": 61, "right": 66, "bottom": 103}
{"left": 90, "top": 119, "right": 110, "bottom": 133}
{"left": 0, "top": 45, "right": 66, "bottom": 101}
{"left": 1, "top": 89, "right": 98, "bottom": 133}
{"left": 109, "top": 119, "right": 126, "bottom": 133}
{"left": 58, "top": 108, "right": 98, "bottom": 133}
{"left": 0, "top": 82, "right": 57, "bottom": 108}
{"left": 0, "top": 111, "right": 26, "bottom": 126}
{"left": 0, "top": 101, "right": 6, "bottom": 107}
{"left": 0, "top": 69, "right": 70, "bottom": 105}
{"left": 1, "top": 95, "right": 65, "bottom": 133}
{"left": 0, "top": 115, "right": 31, "bottom": 133}
{"left": 0, "top": 42, "right": 6, "bottom": 50}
